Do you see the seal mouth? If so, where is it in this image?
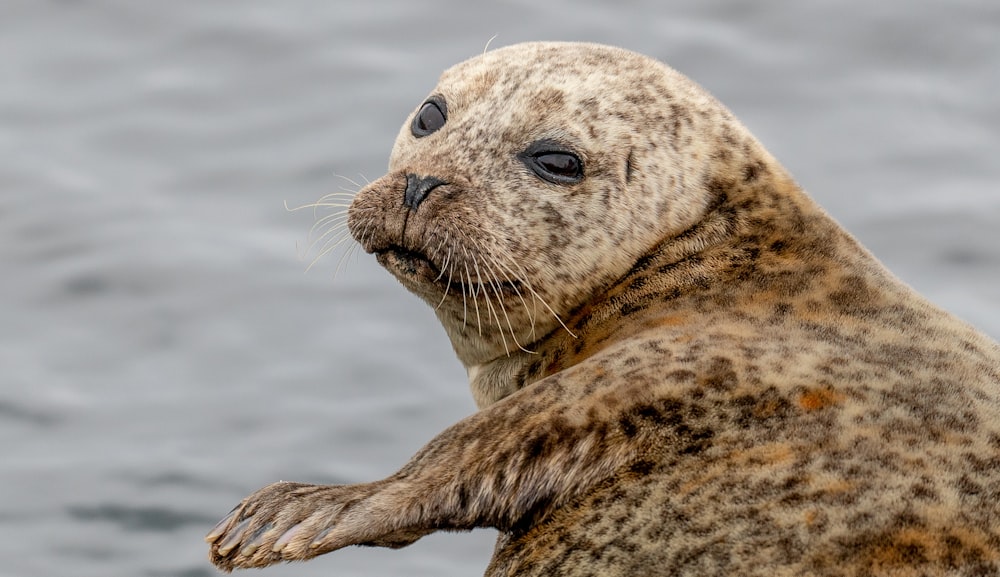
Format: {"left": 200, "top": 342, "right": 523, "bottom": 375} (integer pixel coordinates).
{"left": 376, "top": 246, "right": 442, "bottom": 283}
{"left": 376, "top": 245, "right": 523, "bottom": 297}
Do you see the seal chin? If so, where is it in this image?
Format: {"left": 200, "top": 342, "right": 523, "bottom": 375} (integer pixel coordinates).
{"left": 375, "top": 245, "right": 526, "bottom": 300}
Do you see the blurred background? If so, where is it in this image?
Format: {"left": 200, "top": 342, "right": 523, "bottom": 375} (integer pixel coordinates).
{"left": 1, "top": 1, "right": 997, "bottom": 576}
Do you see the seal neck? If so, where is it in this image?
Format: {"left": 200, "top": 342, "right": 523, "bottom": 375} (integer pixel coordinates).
{"left": 466, "top": 166, "right": 864, "bottom": 409}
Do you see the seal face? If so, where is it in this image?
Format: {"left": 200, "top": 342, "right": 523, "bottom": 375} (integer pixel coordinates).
{"left": 207, "top": 42, "right": 1000, "bottom": 576}
{"left": 350, "top": 43, "right": 732, "bottom": 390}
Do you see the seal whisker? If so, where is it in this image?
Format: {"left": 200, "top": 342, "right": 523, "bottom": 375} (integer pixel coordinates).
{"left": 434, "top": 238, "right": 453, "bottom": 283}
{"left": 291, "top": 191, "right": 358, "bottom": 205}
{"left": 464, "top": 236, "right": 539, "bottom": 349}
{"left": 484, "top": 263, "right": 536, "bottom": 355}
{"left": 417, "top": 226, "right": 436, "bottom": 256}
{"left": 311, "top": 190, "right": 359, "bottom": 201}
{"left": 435, "top": 266, "right": 454, "bottom": 311}
{"left": 304, "top": 217, "right": 353, "bottom": 261}
{"left": 311, "top": 192, "right": 359, "bottom": 214}
{"left": 462, "top": 233, "right": 538, "bottom": 333}
{"left": 447, "top": 226, "right": 564, "bottom": 345}
{"left": 304, "top": 206, "right": 378, "bottom": 259}
{"left": 477, "top": 236, "right": 577, "bottom": 340}
{"left": 300, "top": 222, "right": 345, "bottom": 263}
{"left": 312, "top": 223, "right": 352, "bottom": 255}
{"left": 512, "top": 281, "right": 577, "bottom": 340}
{"left": 487, "top": 255, "right": 533, "bottom": 324}
{"left": 466, "top": 249, "right": 520, "bottom": 355}
{"left": 306, "top": 212, "right": 350, "bottom": 243}
{"left": 290, "top": 190, "right": 360, "bottom": 220}
{"left": 459, "top": 265, "right": 470, "bottom": 329}
{"left": 312, "top": 214, "right": 375, "bottom": 274}
{"left": 460, "top": 233, "right": 542, "bottom": 305}
{"left": 308, "top": 232, "right": 355, "bottom": 274}
{"left": 332, "top": 172, "right": 366, "bottom": 190}
{"left": 309, "top": 205, "right": 353, "bottom": 217}
{"left": 434, "top": 241, "right": 456, "bottom": 310}
{"left": 431, "top": 232, "right": 451, "bottom": 283}
{"left": 469, "top": 253, "right": 488, "bottom": 301}
{"left": 439, "top": 244, "right": 463, "bottom": 312}
{"left": 458, "top": 257, "right": 469, "bottom": 329}
{"left": 462, "top": 248, "right": 484, "bottom": 336}
{"left": 285, "top": 198, "right": 355, "bottom": 213}
{"left": 358, "top": 217, "right": 378, "bottom": 258}
{"left": 491, "top": 257, "right": 538, "bottom": 340}
{"left": 478, "top": 272, "right": 510, "bottom": 354}
{"left": 482, "top": 34, "right": 498, "bottom": 56}
{"left": 333, "top": 234, "right": 365, "bottom": 280}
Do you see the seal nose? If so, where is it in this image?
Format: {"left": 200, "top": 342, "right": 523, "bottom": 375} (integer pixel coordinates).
{"left": 403, "top": 174, "right": 446, "bottom": 211}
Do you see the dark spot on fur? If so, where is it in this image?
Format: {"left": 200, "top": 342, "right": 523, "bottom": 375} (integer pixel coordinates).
{"left": 733, "top": 387, "right": 793, "bottom": 427}
{"left": 526, "top": 436, "right": 547, "bottom": 460}
{"left": 721, "top": 127, "right": 738, "bottom": 146}
{"left": 701, "top": 357, "right": 738, "bottom": 392}
{"left": 680, "top": 428, "right": 714, "bottom": 455}
{"left": 493, "top": 469, "right": 506, "bottom": 495}
{"left": 910, "top": 480, "right": 938, "bottom": 501}
{"left": 666, "top": 369, "right": 697, "bottom": 384}
{"left": 896, "top": 542, "right": 929, "bottom": 565}
{"left": 956, "top": 475, "right": 983, "bottom": 496}
{"left": 657, "top": 254, "right": 702, "bottom": 276}
{"left": 712, "top": 148, "right": 732, "bottom": 162}
{"left": 534, "top": 87, "right": 566, "bottom": 110}
{"left": 830, "top": 275, "right": 879, "bottom": 316}
{"left": 742, "top": 161, "right": 768, "bottom": 183}
{"left": 773, "top": 302, "right": 793, "bottom": 317}
{"left": 662, "top": 287, "right": 682, "bottom": 301}
{"left": 620, "top": 301, "right": 645, "bottom": 317}
{"left": 619, "top": 415, "right": 638, "bottom": 438}
{"left": 628, "top": 460, "right": 656, "bottom": 475}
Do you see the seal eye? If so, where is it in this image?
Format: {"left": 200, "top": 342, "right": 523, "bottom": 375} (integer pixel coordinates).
{"left": 519, "top": 141, "right": 584, "bottom": 185}
{"left": 534, "top": 153, "right": 581, "bottom": 180}
{"left": 411, "top": 97, "right": 447, "bottom": 137}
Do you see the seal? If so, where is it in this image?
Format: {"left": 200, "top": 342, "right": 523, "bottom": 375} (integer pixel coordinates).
{"left": 206, "top": 42, "right": 1000, "bottom": 576}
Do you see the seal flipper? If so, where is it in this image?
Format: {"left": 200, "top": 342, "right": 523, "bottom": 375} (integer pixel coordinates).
{"left": 206, "top": 365, "right": 646, "bottom": 571}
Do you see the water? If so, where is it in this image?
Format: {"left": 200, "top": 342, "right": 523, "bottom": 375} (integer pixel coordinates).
{"left": 2, "top": 2, "right": 997, "bottom": 576}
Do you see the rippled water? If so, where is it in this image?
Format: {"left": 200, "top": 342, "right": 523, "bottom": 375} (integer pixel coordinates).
{"left": 2, "top": 2, "right": 998, "bottom": 576}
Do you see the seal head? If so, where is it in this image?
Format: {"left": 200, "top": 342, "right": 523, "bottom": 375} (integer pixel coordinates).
{"left": 349, "top": 42, "right": 774, "bottom": 400}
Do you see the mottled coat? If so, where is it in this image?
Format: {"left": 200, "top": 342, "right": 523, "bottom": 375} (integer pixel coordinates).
{"left": 207, "top": 42, "right": 1000, "bottom": 576}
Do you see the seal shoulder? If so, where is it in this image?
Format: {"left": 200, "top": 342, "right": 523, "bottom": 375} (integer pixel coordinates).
{"left": 489, "top": 311, "right": 1000, "bottom": 575}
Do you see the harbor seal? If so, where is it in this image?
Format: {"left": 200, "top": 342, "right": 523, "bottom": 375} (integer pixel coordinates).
{"left": 206, "top": 42, "right": 1000, "bottom": 576}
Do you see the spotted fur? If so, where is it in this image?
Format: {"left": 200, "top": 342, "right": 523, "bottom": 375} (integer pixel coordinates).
{"left": 207, "top": 42, "right": 1000, "bottom": 576}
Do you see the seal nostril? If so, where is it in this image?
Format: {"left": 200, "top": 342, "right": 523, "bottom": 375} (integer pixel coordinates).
{"left": 403, "top": 174, "right": 447, "bottom": 210}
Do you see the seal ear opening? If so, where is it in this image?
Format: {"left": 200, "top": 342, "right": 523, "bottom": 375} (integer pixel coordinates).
{"left": 626, "top": 149, "right": 635, "bottom": 183}
{"left": 411, "top": 95, "right": 448, "bottom": 137}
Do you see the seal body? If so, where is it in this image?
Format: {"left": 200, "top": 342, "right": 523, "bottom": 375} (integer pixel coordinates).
{"left": 207, "top": 42, "right": 1000, "bottom": 576}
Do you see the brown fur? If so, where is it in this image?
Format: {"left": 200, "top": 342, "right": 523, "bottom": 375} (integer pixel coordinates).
{"left": 206, "top": 42, "right": 1000, "bottom": 576}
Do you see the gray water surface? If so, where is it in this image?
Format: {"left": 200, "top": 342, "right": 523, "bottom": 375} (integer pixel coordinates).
{"left": 2, "top": 2, "right": 998, "bottom": 576}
